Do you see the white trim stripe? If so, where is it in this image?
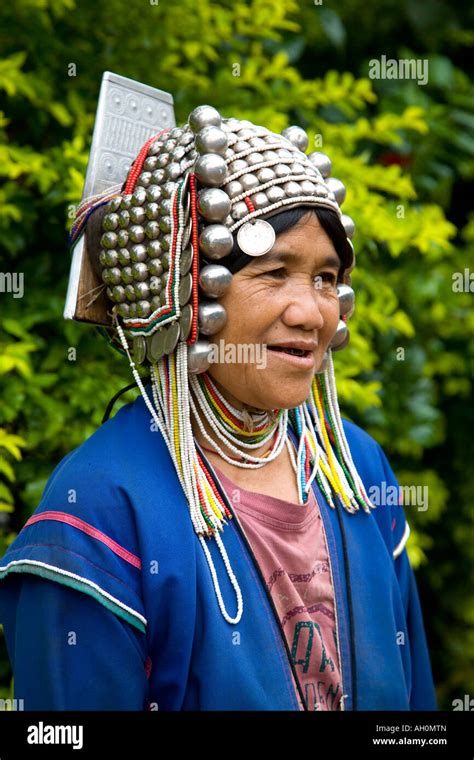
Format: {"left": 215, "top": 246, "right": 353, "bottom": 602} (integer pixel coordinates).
{"left": 393, "top": 521, "right": 411, "bottom": 559}
{"left": 0, "top": 559, "right": 147, "bottom": 628}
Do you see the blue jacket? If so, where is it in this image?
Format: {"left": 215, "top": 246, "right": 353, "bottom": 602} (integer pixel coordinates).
{"left": 0, "top": 388, "right": 437, "bottom": 710}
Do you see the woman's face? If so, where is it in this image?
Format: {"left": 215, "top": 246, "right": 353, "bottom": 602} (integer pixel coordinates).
{"left": 206, "top": 211, "right": 341, "bottom": 411}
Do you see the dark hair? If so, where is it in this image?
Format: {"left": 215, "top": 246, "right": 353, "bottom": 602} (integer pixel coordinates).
{"left": 217, "top": 205, "right": 353, "bottom": 276}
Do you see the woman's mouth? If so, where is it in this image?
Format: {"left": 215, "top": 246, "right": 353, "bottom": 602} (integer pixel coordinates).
{"left": 267, "top": 345, "right": 315, "bottom": 368}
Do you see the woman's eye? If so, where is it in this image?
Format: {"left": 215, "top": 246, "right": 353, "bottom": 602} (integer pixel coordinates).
{"left": 314, "top": 272, "right": 338, "bottom": 288}
{"left": 266, "top": 268, "right": 286, "bottom": 278}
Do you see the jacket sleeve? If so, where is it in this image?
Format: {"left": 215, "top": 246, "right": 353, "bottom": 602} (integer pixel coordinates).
{"left": 376, "top": 443, "right": 438, "bottom": 711}
{"left": 0, "top": 444, "right": 151, "bottom": 710}
{"left": 1, "top": 574, "right": 149, "bottom": 710}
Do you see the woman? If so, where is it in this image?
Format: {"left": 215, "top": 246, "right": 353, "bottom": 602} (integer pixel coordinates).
{"left": 0, "top": 105, "right": 437, "bottom": 711}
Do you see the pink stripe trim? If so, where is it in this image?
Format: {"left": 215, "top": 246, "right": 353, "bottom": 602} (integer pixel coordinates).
{"left": 24, "top": 511, "right": 142, "bottom": 570}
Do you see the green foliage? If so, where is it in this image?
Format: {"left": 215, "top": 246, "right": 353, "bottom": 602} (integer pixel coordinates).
{"left": 0, "top": 0, "right": 472, "bottom": 708}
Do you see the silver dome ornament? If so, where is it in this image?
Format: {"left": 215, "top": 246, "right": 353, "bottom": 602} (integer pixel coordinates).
{"left": 237, "top": 219, "right": 275, "bottom": 256}
{"left": 133, "top": 336, "right": 147, "bottom": 365}
{"left": 124, "top": 284, "right": 136, "bottom": 301}
{"left": 326, "top": 177, "right": 346, "bottom": 205}
{"left": 337, "top": 284, "right": 355, "bottom": 318}
{"left": 130, "top": 206, "right": 146, "bottom": 224}
{"left": 187, "top": 340, "right": 212, "bottom": 374}
{"left": 132, "top": 262, "right": 148, "bottom": 281}
{"left": 330, "top": 319, "right": 350, "bottom": 352}
{"left": 199, "top": 264, "right": 232, "bottom": 298}
{"left": 149, "top": 259, "right": 163, "bottom": 277}
{"left": 308, "top": 152, "right": 332, "bottom": 178}
{"left": 197, "top": 188, "right": 231, "bottom": 222}
{"left": 195, "top": 126, "right": 228, "bottom": 156}
{"left": 281, "top": 126, "right": 309, "bottom": 153}
{"left": 133, "top": 282, "right": 150, "bottom": 300}
{"left": 131, "top": 187, "right": 147, "bottom": 206}
{"left": 149, "top": 275, "right": 163, "bottom": 294}
{"left": 130, "top": 244, "right": 147, "bottom": 262}
{"left": 194, "top": 153, "right": 228, "bottom": 187}
{"left": 136, "top": 300, "right": 151, "bottom": 318}
{"left": 341, "top": 214, "right": 355, "bottom": 239}
{"left": 198, "top": 302, "right": 227, "bottom": 335}
{"left": 199, "top": 224, "right": 234, "bottom": 259}
{"left": 188, "top": 105, "right": 222, "bottom": 134}
{"left": 103, "top": 213, "right": 119, "bottom": 231}
{"left": 101, "top": 232, "right": 118, "bottom": 249}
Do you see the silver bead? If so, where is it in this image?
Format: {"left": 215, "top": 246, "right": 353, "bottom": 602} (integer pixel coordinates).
{"left": 199, "top": 224, "right": 234, "bottom": 259}
{"left": 132, "top": 263, "right": 148, "bottom": 281}
{"left": 131, "top": 187, "right": 147, "bottom": 206}
{"left": 121, "top": 267, "right": 133, "bottom": 285}
{"left": 159, "top": 216, "right": 172, "bottom": 233}
{"left": 179, "top": 130, "right": 195, "bottom": 146}
{"left": 249, "top": 136, "right": 267, "bottom": 150}
{"left": 274, "top": 164, "right": 291, "bottom": 178}
{"left": 105, "top": 267, "right": 121, "bottom": 285}
{"left": 145, "top": 202, "right": 159, "bottom": 220}
{"left": 241, "top": 173, "right": 259, "bottom": 191}
{"left": 129, "top": 225, "right": 145, "bottom": 243}
{"left": 143, "top": 156, "right": 158, "bottom": 171}
{"left": 111, "top": 285, "right": 126, "bottom": 303}
{"left": 150, "top": 296, "right": 161, "bottom": 312}
{"left": 187, "top": 340, "right": 212, "bottom": 373}
{"left": 232, "top": 201, "right": 249, "bottom": 220}
{"left": 117, "top": 229, "right": 129, "bottom": 247}
{"left": 266, "top": 185, "right": 285, "bottom": 203}
{"left": 145, "top": 221, "right": 160, "bottom": 240}
{"left": 228, "top": 159, "right": 248, "bottom": 173}
{"left": 198, "top": 302, "right": 227, "bottom": 335}
{"left": 125, "top": 284, "right": 136, "bottom": 301}
{"left": 134, "top": 282, "right": 150, "bottom": 300}
{"left": 102, "top": 249, "right": 118, "bottom": 267}
{"left": 281, "top": 126, "right": 309, "bottom": 153}
{"left": 330, "top": 319, "right": 349, "bottom": 351}
{"left": 149, "top": 259, "right": 163, "bottom": 277}
{"left": 151, "top": 169, "right": 166, "bottom": 184}
{"left": 130, "top": 244, "right": 147, "bottom": 263}
{"left": 118, "top": 248, "right": 130, "bottom": 267}
{"left": 326, "top": 177, "right": 346, "bottom": 205}
{"left": 146, "top": 185, "right": 162, "bottom": 203}
{"left": 256, "top": 167, "right": 275, "bottom": 183}
{"left": 172, "top": 145, "right": 186, "bottom": 161}
{"left": 100, "top": 232, "right": 118, "bottom": 249}
{"left": 163, "top": 139, "right": 177, "bottom": 152}
{"left": 117, "top": 303, "right": 130, "bottom": 318}
{"left": 159, "top": 198, "right": 172, "bottom": 215}
{"left": 118, "top": 210, "right": 130, "bottom": 228}
{"left": 149, "top": 275, "right": 163, "bottom": 294}
{"left": 199, "top": 264, "right": 232, "bottom": 298}
{"left": 161, "top": 182, "right": 175, "bottom": 199}
{"left": 253, "top": 192, "right": 269, "bottom": 209}
{"left": 120, "top": 195, "right": 132, "bottom": 210}
{"left": 233, "top": 140, "right": 251, "bottom": 154}
{"left": 136, "top": 300, "right": 151, "bottom": 318}
{"left": 103, "top": 213, "right": 119, "bottom": 231}
{"left": 130, "top": 206, "right": 146, "bottom": 224}
{"left": 197, "top": 188, "right": 231, "bottom": 222}
{"left": 147, "top": 240, "right": 162, "bottom": 258}
{"left": 157, "top": 153, "right": 170, "bottom": 169}
{"left": 341, "top": 214, "right": 355, "bottom": 239}
{"left": 337, "top": 284, "right": 355, "bottom": 318}
{"left": 195, "top": 126, "right": 228, "bottom": 156}
{"left": 224, "top": 180, "right": 243, "bottom": 199}
{"left": 128, "top": 304, "right": 137, "bottom": 317}
{"left": 290, "top": 162, "right": 306, "bottom": 175}
{"left": 308, "top": 152, "right": 332, "bottom": 178}
{"left": 194, "top": 154, "right": 228, "bottom": 187}
{"left": 137, "top": 172, "right": 152, "bottom": 188}
{"left": 283, "top": 181, "right": 301, "bottom": 197}
{"left": 165, "top": 162, "right": 182, "bottom": 181}
{"left": 108, "top": 197, "right": 122, "bottom": 212}
{"left": 262, "top": 150, "right": 279, "bottom": 161}
{"left": 301, "top": 180, "right": 316, "bottom": 195}
{"left": 247, "top": 152, "right": 265, "bottom": 166}
{"left": 188, "top": 105, "right": 222, "bottom": 134}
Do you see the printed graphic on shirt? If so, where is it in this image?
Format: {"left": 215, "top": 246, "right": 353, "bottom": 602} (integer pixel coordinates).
{"left": 268, "top": 552, "right": 342, "bottom": 711}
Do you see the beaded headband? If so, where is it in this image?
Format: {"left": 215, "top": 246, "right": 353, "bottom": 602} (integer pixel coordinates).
{"left": 74, "top": 104, "right": 356, "bottom": 371}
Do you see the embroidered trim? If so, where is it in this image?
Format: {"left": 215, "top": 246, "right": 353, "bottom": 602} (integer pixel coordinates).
{"left": 0, "top": 559, "right": 147, "bottom": 633}
{"left": 393, "top": 521, "right": 410, "bottom": 559}
{"left": 24, "top": 511, "right": 142, "bottom": 569}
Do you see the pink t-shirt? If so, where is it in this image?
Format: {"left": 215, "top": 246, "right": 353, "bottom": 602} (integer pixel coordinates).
{"left": 213, "top": 463, "right": 343, "bottom": 711}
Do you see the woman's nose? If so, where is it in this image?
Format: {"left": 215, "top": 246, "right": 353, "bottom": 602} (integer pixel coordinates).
{"left": 281, "top": 282, "right": 325, "bottom": 331}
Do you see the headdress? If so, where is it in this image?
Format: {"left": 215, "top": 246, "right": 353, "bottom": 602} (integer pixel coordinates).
{"left": 67, "top": 77, "right": 374, "bottom": 624}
